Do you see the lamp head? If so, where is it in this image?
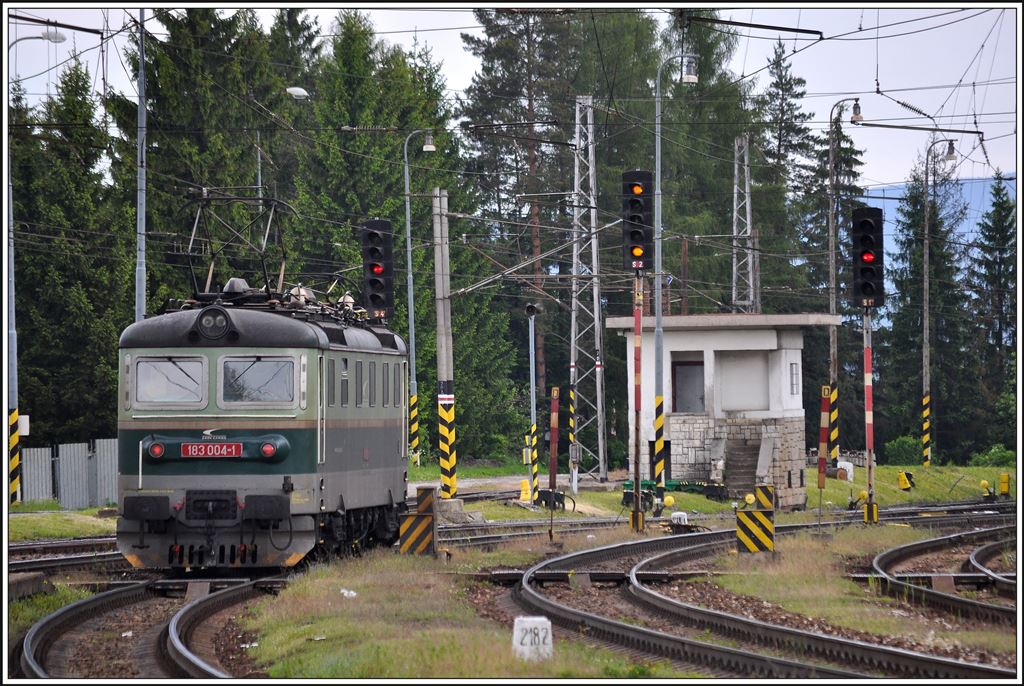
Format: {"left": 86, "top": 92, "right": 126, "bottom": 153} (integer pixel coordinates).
{"left": 680, "top": 53, "right": 698, "bottom": 84}
{"left": 422, "top": 132, "right": 436, "bottom": 152}
{"left": 285, "top": 86, "right": 310, "bottom": 101}
{"left": 943, "top": 140, "right": 956, "bottom": 162}
{"left": 850, "top": 99, "right": 863, "bottom": 123}
{"left": 41, "top": 28, "right": 67, "bottom": 43}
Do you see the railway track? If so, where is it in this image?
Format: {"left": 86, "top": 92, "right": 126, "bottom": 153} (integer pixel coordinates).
{"left": 512, "top": 514, "right": 1016, "bottom": 679}
{"left": 964, "top": 536, "right": 1016, "bottom": 598}
{"left": 19, "top": 576, "right": 284, "bottom": 678}
{"left": 872, "top": 525, "right": 1017, "bottom": 624}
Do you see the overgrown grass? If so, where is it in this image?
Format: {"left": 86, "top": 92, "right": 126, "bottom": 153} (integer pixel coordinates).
{"left": 804, "top": 464, "right": 1015, "bottom": 510}
{"left": 711, "top": 526, "right": 1018, "bottom": 655}
{"left": 9, "top": 498, "right": 63, "bottom": 512}
{"left": 243, "top": 547, "right": 703, "bottom": 678}
{"left": 8, "top": 584, "right": 94, "bottom": 639}
{"left": 7, "top": 511, "right": 117, "bottom": 541}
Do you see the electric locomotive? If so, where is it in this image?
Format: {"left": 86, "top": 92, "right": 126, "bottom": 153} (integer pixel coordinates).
{"left": 116, "top": 278, "right": 408, "bottom": 569}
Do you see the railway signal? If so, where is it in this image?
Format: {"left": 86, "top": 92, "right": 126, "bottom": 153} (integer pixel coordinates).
{"left": 850, "top": 207, "right": 885, "bottom": 307}
{"left": 622, "top": 170, "right": 653, "bottom": 271}
{"left": 361, "top": 219, "right": 394, "bottom": 319}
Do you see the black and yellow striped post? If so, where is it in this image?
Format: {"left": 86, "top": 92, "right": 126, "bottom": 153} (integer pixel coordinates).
{"left": 399, "top": 486, "right": 437, "bottom": 555}
{"left": 409, "top": 392, "right": 420, "bottom": 466}
{"left": 828, "top": 385, "right": 839, "bottom": 466}
{"left": 9, "top": 408, "right": 21, "bottom": 504}
{"left": 921, "top": 393, "right": 931, "bottom": 467}
{"left": 438, "top": 383, "right": 457, "bottom": 499}
{"left": 529, "top": 423, "right": 540, "bottom": 505}
{"left": 736, "top": 485, "right": 774, "bottom": 553}
{"left": 863, "top": 501, "right": 878, "bottom": 524}
{"left": 654, "top": 395, "right": 665, "bottom": 500}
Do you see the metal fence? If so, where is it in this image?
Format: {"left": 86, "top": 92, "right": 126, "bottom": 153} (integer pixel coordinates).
{"left": 19, "top": 439, "right": 118, "bottom": 509}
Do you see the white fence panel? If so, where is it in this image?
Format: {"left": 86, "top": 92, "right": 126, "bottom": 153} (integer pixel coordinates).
{"left": 95, "top": 439, "right": 119, "bottom": 506}
{"left": 57, "top": 442, "right": 91, "bottom": 510}
{"left": 22, "top": 447, "right": 54, "bottom": 502}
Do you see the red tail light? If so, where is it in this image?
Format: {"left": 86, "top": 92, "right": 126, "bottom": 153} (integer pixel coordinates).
{"left": 261, "top": 442, "right": 277, "bottom": 458}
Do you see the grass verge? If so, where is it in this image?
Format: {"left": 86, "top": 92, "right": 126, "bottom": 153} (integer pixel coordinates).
{"left": 711, "top": 525, "right": 1017, "bottom": 655}
{"left": 243, "top": 532, "right": 705, "bottom": 678}
{"left": 8, "top": 584, "right": 94, "bottom": 640}
{"left": 7, "top": 511, "right": 117, "bottom": 541}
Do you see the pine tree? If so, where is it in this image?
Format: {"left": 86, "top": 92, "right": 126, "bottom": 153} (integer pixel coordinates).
{"left": 966, "top": 170, "right": 1016, "bottom": 449}
{"left": 751, "top": 40, "right": 816, "bottom": 314}
{"left": 876, "top": 154, "right": 972, "bottom": 464}
{"left": 12, "top": 59, "right": 132, "bottom": 443}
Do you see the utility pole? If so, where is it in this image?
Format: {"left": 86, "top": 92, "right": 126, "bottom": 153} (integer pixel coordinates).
{"left": 434, "top": 189, "right": 456, "bottom": 498}
{"left": 732, "top": 133, "right": 758, "bottom": 312}
{"left": 569, "top": 96, "right": 608, "bottom": 484}
{"left": 135, "top": 9, "right": 147, "bottom": 321}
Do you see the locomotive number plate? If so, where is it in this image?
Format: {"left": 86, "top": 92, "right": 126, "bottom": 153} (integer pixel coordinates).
{"left": 181, "top": 443, "right": 242, "bottom": 458}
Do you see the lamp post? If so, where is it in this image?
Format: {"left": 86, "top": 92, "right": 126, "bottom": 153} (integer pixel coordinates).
{"left": 827, "top": 98, "right": 863, "bottom": 379}
{"left": 922, "top": 138, "right": 955, "bottom": 467}
{"left": 825, "top": 97, "right": 862, "bottom": 465}
{"left": 404, "top": 129, "right": 435, "bottom": 461}
{"left": 8, "top": 28, "right": 67, "bottom": 502}
{"left": 654, "top": 51, "right": 697, "bottom": 500}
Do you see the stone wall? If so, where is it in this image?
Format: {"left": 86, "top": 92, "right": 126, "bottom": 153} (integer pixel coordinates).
{"left": 665, "top": 415, "right": 716, "bottom": 481}
{"left": 661, "top": 414, "right": 807, "bottom": 510}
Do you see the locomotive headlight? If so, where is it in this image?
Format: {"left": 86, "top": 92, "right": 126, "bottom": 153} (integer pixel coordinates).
{"left": 197, "top": 308, "right": 230, "bottom": 339}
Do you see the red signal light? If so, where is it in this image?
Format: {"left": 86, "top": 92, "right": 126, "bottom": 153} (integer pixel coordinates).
{"left": 860, "top": 250, "right": 876, "bottom": 264}
{"left": 370, "top": 263, "right": 384, "bottom": 275}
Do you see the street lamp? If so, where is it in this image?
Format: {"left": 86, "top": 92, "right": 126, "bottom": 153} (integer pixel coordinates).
{"left": 921, "top": 138, "right": 955, "bottom": 467}
{"left": 404, "top": 129, "right": 435, "bottom": 461}
{"left": 825, "top": 96, "right": 863, "bottom": 464}
{"left": 8, "top": 26, "right": 67, "bottom": 503}
{"left": 654, "top": 50, "right": 698, "bottom": 499}
{"left": 258, "top": 86, "right": 313, "bottom": 200}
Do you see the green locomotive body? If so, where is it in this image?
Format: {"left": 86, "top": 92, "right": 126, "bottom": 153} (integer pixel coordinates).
{"left": 116, "top": 280, "right": 408, "bottom": 568}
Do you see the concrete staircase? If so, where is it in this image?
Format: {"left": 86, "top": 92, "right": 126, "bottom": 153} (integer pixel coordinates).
{"left": 724, "top": 440, "right": 760, "bottom": 497}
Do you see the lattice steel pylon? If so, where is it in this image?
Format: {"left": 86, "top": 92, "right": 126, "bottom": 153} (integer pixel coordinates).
{"left": 732, "top": 133, "right": 760, "bottom": 312}
{"left": 569, "top": 96, "right": 608, "bottom": 481}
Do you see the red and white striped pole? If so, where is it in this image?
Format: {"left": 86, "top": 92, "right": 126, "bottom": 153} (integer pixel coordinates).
{"left": 863, "top": 308, "right": 877, "bottom": 523}
{"left": 632, "top": 272, "right": 644, "bottom": 532}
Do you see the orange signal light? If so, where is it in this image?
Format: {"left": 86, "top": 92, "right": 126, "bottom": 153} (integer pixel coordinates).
{"left": 630, "top": 183, "right": 644, "bottom": 195}
{"left": 630, "top": 246, "right": 645, "bottom": 258}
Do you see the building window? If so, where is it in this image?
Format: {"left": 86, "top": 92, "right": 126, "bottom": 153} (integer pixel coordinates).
{"left": 790, "top": 362, "right": 800, "bottom": 395}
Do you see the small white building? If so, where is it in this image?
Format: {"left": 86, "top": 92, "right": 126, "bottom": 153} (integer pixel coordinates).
{"left": 606, "top": 313, "right": 841, "bottom": 510}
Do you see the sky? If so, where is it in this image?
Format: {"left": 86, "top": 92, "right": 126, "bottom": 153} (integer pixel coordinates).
{"left": 5, "top": 4, "right": 1020, "bottom": 218}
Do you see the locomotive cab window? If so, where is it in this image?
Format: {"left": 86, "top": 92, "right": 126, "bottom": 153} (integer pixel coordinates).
{"left": 218, "top": 356, "right": 298, "bottom": 408}
{"left": 133, "top": 356, "right": 208, "bottom": 409}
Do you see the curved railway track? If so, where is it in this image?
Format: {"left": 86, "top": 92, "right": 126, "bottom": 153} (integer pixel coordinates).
{"left": 19, "top": 577, "right": 283, "bottom": 679}
{"left": 872, "top": 525, "right": 1017, "bottom": 624}
{"left": 964, "top": 537, "right": 1016, "bottom": 598}
{"left": 514, "top": 514, "right": 1016, "bottom": 679}
{"left": 629, "top": 536, "right": 1014, "bottom": 678}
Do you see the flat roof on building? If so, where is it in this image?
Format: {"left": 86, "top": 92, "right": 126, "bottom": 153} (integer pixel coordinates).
{"left": 606, "top": 313, "right": 843, "bottom": 330}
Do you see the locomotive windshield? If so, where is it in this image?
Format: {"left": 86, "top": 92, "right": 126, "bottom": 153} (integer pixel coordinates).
{"left": 221, "top": 356, "right": 295, "bottom": 405}
{"left": 135, "top": 357, "right": 206, "bottom": 406}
